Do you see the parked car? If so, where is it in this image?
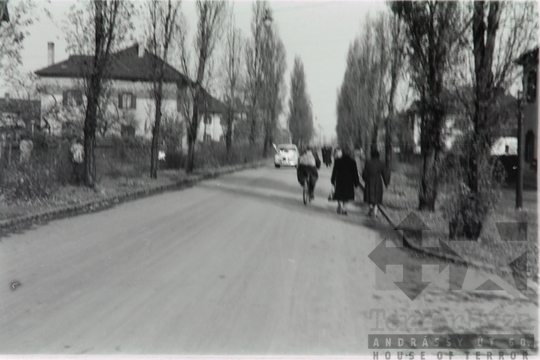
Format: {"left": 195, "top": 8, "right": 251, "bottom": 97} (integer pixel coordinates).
{"left": 274, "top": 144, "right": 298, "bottom": 168}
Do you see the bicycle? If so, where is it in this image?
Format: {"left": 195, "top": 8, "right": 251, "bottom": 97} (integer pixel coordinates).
{"left": 303, "top": 173, "right": 313, "bottom": 205}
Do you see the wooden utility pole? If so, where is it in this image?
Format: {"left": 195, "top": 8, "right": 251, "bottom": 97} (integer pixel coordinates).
{"left": 516, "top": 91, "right": 523, "bottom": 209}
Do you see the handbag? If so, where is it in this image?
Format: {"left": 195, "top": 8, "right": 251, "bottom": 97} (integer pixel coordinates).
{"left": 328, "top": 186, "right": 336, "bottom": 201}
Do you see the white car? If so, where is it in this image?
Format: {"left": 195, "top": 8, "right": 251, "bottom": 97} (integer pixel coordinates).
{"left": 274, "top": 144, "right": 299, "bottom": 168}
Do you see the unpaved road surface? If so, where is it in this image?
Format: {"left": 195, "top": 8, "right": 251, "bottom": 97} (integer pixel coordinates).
{"left": 0, "top": 163, "right": 536, "bottom": 355}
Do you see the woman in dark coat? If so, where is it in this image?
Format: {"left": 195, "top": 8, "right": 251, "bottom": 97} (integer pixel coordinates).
{"left": 362, "top": 148, "right": 390, "bottom": 217}
{"left": 331, "top": 148, "right": 360, "bottom": 215}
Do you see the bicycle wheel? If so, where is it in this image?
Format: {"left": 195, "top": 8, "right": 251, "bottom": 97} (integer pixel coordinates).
{"left": 303, "top": 179, "right": 309, "bottom": 205}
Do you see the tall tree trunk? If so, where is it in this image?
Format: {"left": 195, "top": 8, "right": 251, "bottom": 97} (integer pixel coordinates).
{"left": 385, "top": 115, "right": 392, "bottom": 168}
{"left": 249, "top": 108, "right": 257, "bottom": 147}
{"left": 468, "top": 1, "right": 500, "bottom": 194}
{"left": 187, "top": 135, "right": 195, "bottom": 173}
{"left": 263, "top": 129, "right": 269, "bottom": 157}
{"left": 150, "top": 89, "right": 163, "bottom": 179}
{"left": 186, "top": 89, "right": 200, "bottom": 173}
{"left": 225, "top": 108, "right": 233, "bottom": 154}
{"left": 83, "top": 76, "right": 100, "bottom": 187}
{"left": 418, "top": 91, "right": 444, "bottom": 211}
{"left": 418, "top": 148, "right": 440, "bottom": 211}
{"left": 452, "top": 1, "right": 501, "bottom": 238}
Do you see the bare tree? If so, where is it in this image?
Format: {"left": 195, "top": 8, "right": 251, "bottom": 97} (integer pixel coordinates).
{"left": 221, "top": 9, "right": 244, "bottom": 154}
{"left": 145, "top": 0, "right": 183, "bottom": 179}
{"left": 446, "top": 1, "right": 538, "bottom": 238}
{"left": 336, "top": 13, "right": 402, "bottom": 159}
{"left": 336, "top": 40, "right": 363, "bottom": 153}
{"left": 381, "top": 13, "right": 407, "bottom": 168}
{"left": 390, "top": 1, "right": 465, "bottom": 211}
{"left": 180, "top": 0, "right": 226, "bottom": 173}
{"left": 5, "top": 70, "right": 39, "bottom": 100}
{"left": 260, "top": 11, "right": 286, "bottom": 157}
{"left": 288, "top": 57, "right": 313, "bottom": 148}
{"left": 0, "top": 0, "right": 36, "bottom": 80}
{"left": 244, "top": 0, "right": 268, "bottom": 147}
{"left": 64, "top": 0, "right": 133, "bottom": 187}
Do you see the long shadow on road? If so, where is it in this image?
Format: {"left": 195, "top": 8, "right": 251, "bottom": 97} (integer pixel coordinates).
{"left": 199, "top": 174, "right": 394, "bottom": 239}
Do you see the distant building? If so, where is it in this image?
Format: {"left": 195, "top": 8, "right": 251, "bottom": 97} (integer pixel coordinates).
{"left": 401, "top": 97, "right": 472, "bottom": 155}
{"left": 516, "top": 47, "right": 538, "bottom": 168}
{"left": 491, "top": 137, "right": 517, "bottom": 156}
{"left": 199, "top": 89, "right": 228, "bottom": 143}
{"left": 35, "top": 43, "right": 227, "bottom": 148}
{"left": 0, "top": 95, "right": 41, "bottom": 134}
{"left": 403, "top": 88, "right": 517, "bottom": 156}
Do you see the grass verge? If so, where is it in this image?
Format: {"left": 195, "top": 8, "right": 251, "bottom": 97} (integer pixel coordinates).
{"left": 376, "top": 161, "right": 538, "bottom": 285}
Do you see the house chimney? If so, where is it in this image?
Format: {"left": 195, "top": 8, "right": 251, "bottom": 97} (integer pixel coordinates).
{"left": 138, "top": 43, "right": 144, "bottom": 58}
{"left": 48, "top": 42, "right": 54, "bottom": 66}
{"left": 4, "top": 93, "right": 9, "bottom": 101}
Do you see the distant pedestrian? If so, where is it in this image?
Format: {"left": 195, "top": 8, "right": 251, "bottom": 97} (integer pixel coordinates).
{"left": 322, "top": 146, "right": 333, "bottom": 167}
{"left": 362, "top": 147, "right": 390, "bottom": 217}
{"left": 19, "top": 137, "right": 34, "bottom": 163}
{"left": 331, "top": 147, "right": 360, "bottom": 215}
{"left": 297, "top": 146, "right": 321, "bottom": 200}
{"left": 70, "top": 137, "right": 84, "bottom": 184}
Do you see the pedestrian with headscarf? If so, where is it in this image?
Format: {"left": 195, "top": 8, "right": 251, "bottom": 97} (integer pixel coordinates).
{"left": 362, "top": 146, "right": 390, "bottom": 217}
{"left": 331, "top": 147, "right": 360, "bottom": 215}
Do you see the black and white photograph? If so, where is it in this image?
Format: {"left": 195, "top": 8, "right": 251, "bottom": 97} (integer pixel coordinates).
{"left": 0, "top": 0, "right": 538, "bottom": 358}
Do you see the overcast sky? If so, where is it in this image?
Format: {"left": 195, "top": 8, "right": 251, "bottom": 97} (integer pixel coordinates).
{"left": 12, "top": 0, "right": 388, "bottom": 141}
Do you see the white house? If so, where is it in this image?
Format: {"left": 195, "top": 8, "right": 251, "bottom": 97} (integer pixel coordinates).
{"left": 491, "top": 137, "right": 518, "bottom": 156}
{"left": 198, "top": 89, "right": 228, "bottom": 143}
{"left": 405, "top": 90, "right": 517, "bottom": 156}
{"left": 35, "top": 43, "right": 228, "bottom": 149}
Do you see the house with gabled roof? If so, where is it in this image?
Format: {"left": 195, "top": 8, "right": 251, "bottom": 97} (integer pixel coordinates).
{"left": 35, "top": 42, "right": 227, "bottom": 147}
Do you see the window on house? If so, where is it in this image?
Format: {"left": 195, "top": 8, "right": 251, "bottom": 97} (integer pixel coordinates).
{"left": 526, "top": 68, "right": 537, "bottom": 104}
{"left": 204, "top": 114, "right": 212, "bottom": 124}
{"left": 63, "top": 90, "right": 83, "bottom": 107}
{"left": 203, "top": 133, "right": 212, "bottom": 142}
{"left": 119, "top": 92, "right": 136, "bottom": 109}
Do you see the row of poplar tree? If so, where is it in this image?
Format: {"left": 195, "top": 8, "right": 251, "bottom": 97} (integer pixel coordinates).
{"left": 336, "top": 1, "right": 537, "bottom": 237}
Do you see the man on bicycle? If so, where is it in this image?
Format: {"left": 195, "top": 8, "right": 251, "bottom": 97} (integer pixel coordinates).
{"left": 297, "top": 146, "right": 321, "bottom": 200}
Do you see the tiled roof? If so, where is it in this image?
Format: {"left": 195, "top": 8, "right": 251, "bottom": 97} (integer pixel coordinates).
{"left": 35, "top": 44, "right": 190, "bottom": 85}
{"left": 200, "top": 89, "right": 227, "bottom": 114}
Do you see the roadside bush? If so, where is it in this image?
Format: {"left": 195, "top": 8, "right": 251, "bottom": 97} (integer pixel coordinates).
{"left": 97, "top": 136, "right": 150, "bottom": 180}
{"left": 441, "top": 149, "right": 506, "bottom": 239}
{"left": 194, "top": 142, "right": 265, "bottom": 169}
{"left": 0, "top": 158, "right": 59, "bottom": 203}
{"left": 164, "top": 150, "right": 184, "bottom": 169}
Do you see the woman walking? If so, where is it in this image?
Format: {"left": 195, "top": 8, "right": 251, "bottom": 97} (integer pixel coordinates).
{"left": 362, "top": 147, "right": 390, "bottom": 217}
{"left": 331, "top": 147, "right": 360, "bottom": 215}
